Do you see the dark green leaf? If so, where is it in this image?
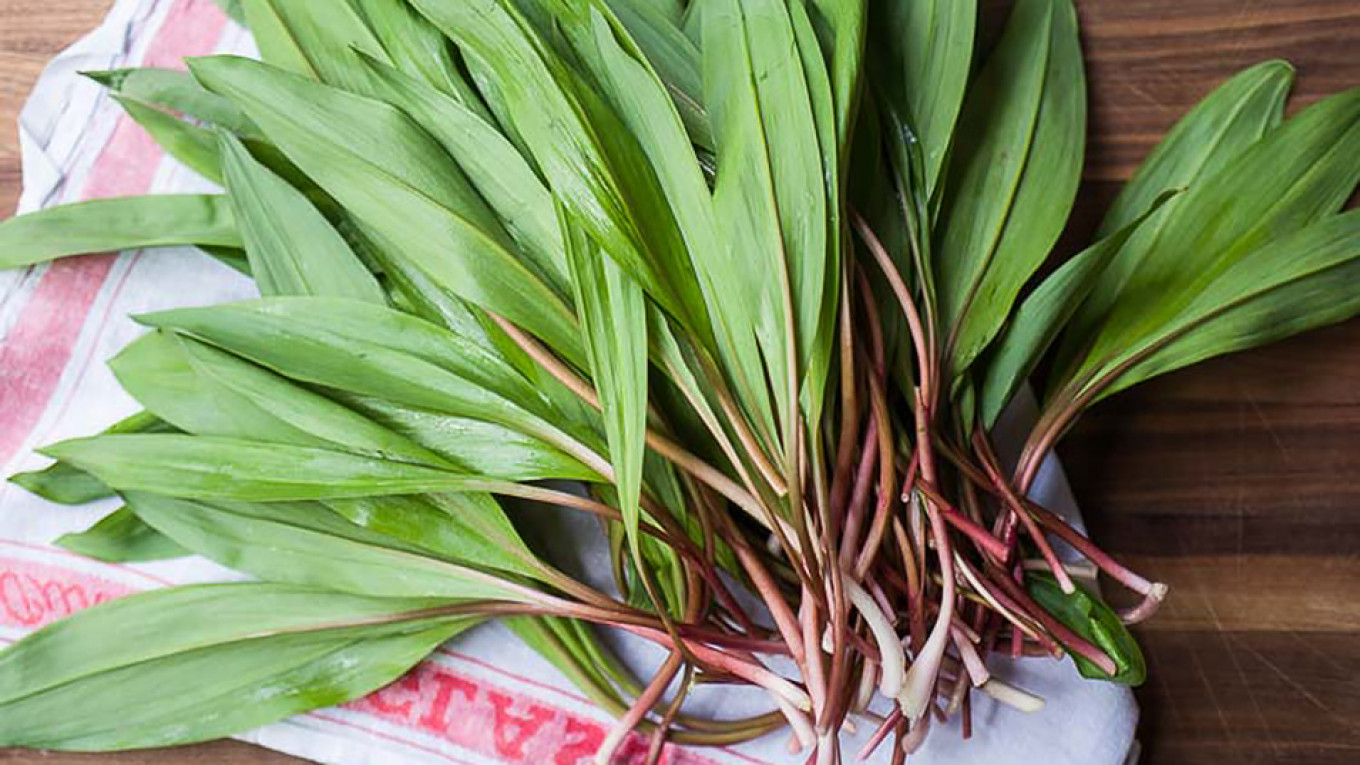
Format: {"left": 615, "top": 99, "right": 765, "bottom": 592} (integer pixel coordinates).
{"left": 1026, "top": 572, "right": 1146, "bottom": 685}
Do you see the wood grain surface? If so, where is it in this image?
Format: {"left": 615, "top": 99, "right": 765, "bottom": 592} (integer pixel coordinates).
{"left": 2, "top": 1, "right": 1359, "bottom": 763}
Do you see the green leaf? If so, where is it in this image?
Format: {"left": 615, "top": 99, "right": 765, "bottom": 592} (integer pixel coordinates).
{"left": 11, "top": 411, "right": 173, "bottom": 505}
{"left": 41, "top": 435, "right": 483, "bottom": 502}
{"left": 702, "top": 0, "right": 830, "bottom": 444}
{"left": 937, "top": 0, "right": 1086, "bottom": 380}
{"left": 239, "top": 0, "right": 388, "bottom": 92}
{"left": 347, "top": 0, "right": 496, "bottom": 120}
{"left": 1026, "top": 572, "right": 1145, "bottom": 685}
{"left": 111, "top": 332, "right": 452, "bottom": 470}
{"left": 83, "top": 67, "right": 259, "bottom": 136}
{"left": 189, "top": 55, "right": 583, "bottom": 364}
{"left": 353, "top": 53, "right": 567, "bottom": 292}
{"left": 342, "top": 396, "right": 599, "bottom": 482}
{"left": 1056, "top": 60, "right": 1296, "bottom": 376}
{"left": 564, "top": 206, "right": 648, "bottom": 558}
{"left": 217, "top": 131, "right": 384, "bottom": 303}
{"left": 125, "top": 492, "right": 536, "bottom": 599}
{"left": 1092, "top": 209, "right": 1360, "bottom": 401}
{"left": 114, "top": 96, "right": 224, "bottom": 183}
{"left": 136, "top": 298, "right": 601, "bottom": 475}
{"left": 55, "top": 507, "right": 187, "bottom": 563}
{"left": 324, "top": 492, "right": 544, "bottom": 580}
{"left": 871, "top": 0, "right": 976, "bottom": 196}
{"left": 409, "top": 0, "right": 713, "bottom": 343}
{"left": 211, "top": 0, "right": 247, "bottom": 25}
{"left": 602, "top": 0, "right": 712, "bottom": 149}
{"left": 978, "top": 192, "right": 1176, "bottom": 426}
{"left": 0, "top": 582, "right": 473, "bottom": 750}
{"left": 0, "top": 195, "right": 240, "bottom": 269}
{"left": 1065, "top": 86, "right": 1360, "bottom": 386}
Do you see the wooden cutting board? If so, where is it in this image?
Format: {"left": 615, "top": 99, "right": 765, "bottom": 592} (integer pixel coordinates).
{"left": 1, "top": 1, "right": 1357, "bottom": 763}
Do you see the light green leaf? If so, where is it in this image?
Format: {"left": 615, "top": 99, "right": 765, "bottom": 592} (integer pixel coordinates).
{"left": 602, "top": 0, "right": 711, "bottom": 149}
{"left": 347, "top": 0, "right": 494, "bottom": 118}
{"left": 353, "top": 53, "right": 566, "bottom": 292}
{"left": 114, "top": 96, "right": 224, "bottom": 183}
{"left": 218, "top": 131, "right": 384, "bottom": 302}
{"left": 239, "top": 0, "right": 388, "bottom": 92}
{"left": 55, "top": 507, "right": 187, "bottom": 563}
{"left": 564, "top": 206, "right": 648, "bottom": 557}
{"left": 111, "top": 332, "right": 452, "bottom": 470}
{"left": 0, "top": 582, "right": 472, "bottom": 750}
{"left": 0, "top": 195, "right": 240, "bottom": 269}
{"left": 324, "top": 492, "right": 544, "bottom": 580}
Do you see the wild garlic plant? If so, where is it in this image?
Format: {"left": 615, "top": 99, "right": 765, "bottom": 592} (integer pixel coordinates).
{"left": 1, "top": 0, "right": 1358, "bottom": 762}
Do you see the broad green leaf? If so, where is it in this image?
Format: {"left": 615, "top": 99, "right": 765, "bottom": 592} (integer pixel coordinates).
{"left": 111, "top": 332, "right": 452, "bottom": 470}
{"left": 217, "top": 131, "right": 385, "bottom": 302}
{"left": 136, "top": 298, "right": 601, "bottom": 474}
{"left": 0, "top": 195, "right": 240, "bottom": 269}
{"left": 978, "top": 192, "right": 1176, "bottom": 426}
{"left": 564, "top": 206, "right": 648, "bottom": 559}
{"left": 346, "top": 0, "right": 496, "bottom": 122}
{"left": 55, "top": 507, "right": 187, "bottom": 563}
{"left": 937, "top": 0, "right": 1086, "bottom": 379}
{"left": 871, "top": 0, "right": 976, "bottom": 195}
{"left": 126, "top": 492, "right": 536, "bottom": 599}
{"left": 114, "top": 96, "right": 224, "bottom": 183}
{"left": 83, "top": 67, "right": 259, "bottom": 136}
{"left": 802, "top": 0, "right": 867, "bottom": 156}
{"left": 344, "top": 396, "right": 599, "bottom": 482}
{"left": 189, "top": 55, "right": 583, "bottom": 363}
{"left": 354, "top": 53, "right": 567, "bottom": 291}
{"left": 324, "top": 492, "right": 544, "bottom": 580}
{"left": 0, "top": 582, "right": 473, "bottom": 749}
{"left": 788, "top": 0, "right": 843, "bottom": 428}
{"left": 1057, "top": 61, "right": 1296, "bottom": 376}
{"left": 702, "top": 0, "right": 828, "bottom": 447}
{"left": 1027, "top": 573, "right": 1145, "bottom": 685}
{"left": 41, "top": 435, "right": 484, "bottom": 502}
{"left": 1067, "top": 86, "right": 1360, "bottom": 384}
{"left": 239, "top": 0, "right": 388, "bottom": 92}
{"left": 602, "top": 0, "right": 712, "bottom": 149}
{"left": 1092, "top": 209, "right": 1360, "bottom": 401}
{"left": 409, "top": 0, "right": 713, "bottom": 343}
{"left": 576, "top": 7, "right": 774, "bottom": 441}
{"left": 10, "top": 411, "right": 171, "bottom": 505}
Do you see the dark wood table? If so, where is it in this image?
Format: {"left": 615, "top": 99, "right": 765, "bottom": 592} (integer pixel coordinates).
{"left": 2, "top": 1, "right": 1358, "bottom": 763}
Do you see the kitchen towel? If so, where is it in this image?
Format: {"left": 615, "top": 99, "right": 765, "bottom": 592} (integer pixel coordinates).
{"left": 0, "top": 1, "right": 1139, "bottom": 763}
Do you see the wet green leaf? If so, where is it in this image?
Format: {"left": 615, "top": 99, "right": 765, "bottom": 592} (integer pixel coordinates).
{"left": 1026, "top": 572, "right": 1145, "bottom": 686}
{"left": 0, "top": 195, "right": 240, "bottom": 269}
{"left": 0, "top": 582, "right": 474, "bottom": 750}
{"left": 55, "top": 507, "right": 187, "bottom": 563}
